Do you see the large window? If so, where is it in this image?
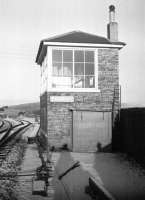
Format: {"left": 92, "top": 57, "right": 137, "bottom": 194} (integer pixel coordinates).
{"left": 52, "top": 48, "right": 96, "bottom": 89}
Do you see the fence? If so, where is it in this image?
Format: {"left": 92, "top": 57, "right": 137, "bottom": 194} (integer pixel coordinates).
{"left": 112, "top": 107, "right": 145, "bottom": 165}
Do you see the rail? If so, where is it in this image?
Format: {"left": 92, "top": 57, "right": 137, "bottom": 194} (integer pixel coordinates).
{"left": 0, "top": 120, "right": 31, "bottom": 164}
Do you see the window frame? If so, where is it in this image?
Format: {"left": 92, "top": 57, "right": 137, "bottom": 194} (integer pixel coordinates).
{"left": 47, "top": 46, "right": 99, "bottom": 92}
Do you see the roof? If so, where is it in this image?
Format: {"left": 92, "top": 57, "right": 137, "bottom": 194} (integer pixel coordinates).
{"left": 42, "top": 31, "right": 112, "bottom": 44}
{"left": 36, "top": 31, "right": 126, "bottom": 65}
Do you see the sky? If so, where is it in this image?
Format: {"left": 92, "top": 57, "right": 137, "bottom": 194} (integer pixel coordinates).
{"left": 0, "top": 0, "right": 144, "bottom": 106}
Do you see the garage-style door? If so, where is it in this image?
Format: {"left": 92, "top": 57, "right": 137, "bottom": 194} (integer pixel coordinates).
{"left": 73, "top": 111, "right": 112, "bottom": 152}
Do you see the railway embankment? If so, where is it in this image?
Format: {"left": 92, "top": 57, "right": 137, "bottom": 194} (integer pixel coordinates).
{"left": 0, "top": 138, "right": 27, "bottom": 199}
{"left": 0, "top": 122, "right": 36, "bottom": 200}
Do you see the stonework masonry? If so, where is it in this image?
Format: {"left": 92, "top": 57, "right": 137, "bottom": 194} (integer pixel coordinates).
{"left": 40, "top": 48, "right": 119, "bottom": 149}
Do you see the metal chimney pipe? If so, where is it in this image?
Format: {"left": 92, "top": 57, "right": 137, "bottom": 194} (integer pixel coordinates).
{"left": 107, "top": 5, "right": 118, "bottom": 42}
{"left": 109, "top": 5, "right": 115, "bottom": 22}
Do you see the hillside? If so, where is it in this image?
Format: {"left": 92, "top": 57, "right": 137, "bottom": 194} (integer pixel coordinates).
{"left": 3, "top": 102, "right": 40, "bottom": 117}
{"left": 10, "top": 102, "right": 40, "bottom": 112}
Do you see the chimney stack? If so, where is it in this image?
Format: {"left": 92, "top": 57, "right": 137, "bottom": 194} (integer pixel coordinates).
{"left": 107, "top": 5, "right": 118, "bottom": 42}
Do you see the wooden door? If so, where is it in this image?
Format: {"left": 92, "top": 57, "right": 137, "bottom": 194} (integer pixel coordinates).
{"left": 73, "top": 111, "right": 112, "bottom": 152}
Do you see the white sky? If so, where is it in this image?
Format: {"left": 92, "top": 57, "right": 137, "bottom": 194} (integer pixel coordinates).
{"left": 0, "top": 0, "right": 144, "bottom": 106}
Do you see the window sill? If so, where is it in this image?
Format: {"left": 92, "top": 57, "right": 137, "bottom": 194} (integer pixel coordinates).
{"left": 47, "top": 88, "right": 100, "bottom": 93}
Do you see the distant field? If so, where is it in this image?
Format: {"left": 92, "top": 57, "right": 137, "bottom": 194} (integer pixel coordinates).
{"left": 2, "top": 102, "right": 40, "bottom": 117}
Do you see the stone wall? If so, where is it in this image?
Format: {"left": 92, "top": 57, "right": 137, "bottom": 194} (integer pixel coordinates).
{"left": 98, "top": 48, "right": 119, "bottom": 110}
{"left": 40, "top": 48, "right": 119, "bottom": 149}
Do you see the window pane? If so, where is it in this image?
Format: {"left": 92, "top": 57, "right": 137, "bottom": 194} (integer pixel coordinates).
{"left": 52, "top": 50, "right": 62, "bottom": 62}
{"left": 85, "top": 51, "right": 94, "bottom": 62}
{"left": 85, "top": 63, "right": 94, "bottom": 75}
{"left": 52, "top": 77, "right": 73, "bottom": 88}
{"left": 74, "top": 63, "right": 84, "bottom": 75}
{"left": 85, "top": 76, "right": 95, "bottom": 88}
{"left": 52, "top": 49, "right": 96, "bottom": 89}
{"left": 74, "top": 50, "right": 84, "bottom": 62}
{"left": 52, "top": 63, "right": 62, "bottom": 76}
{"left": 63, "top": 63, "right": 73, "bottom": 76}
{"left": 74, "top": 76, "right": 84, "bottom": 88}
{"left": 63, "top": 50, "right": 73, "bottom": 62}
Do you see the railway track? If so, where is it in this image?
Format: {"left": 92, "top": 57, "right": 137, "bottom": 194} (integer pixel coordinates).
{"left": 0, "top": 120, "right": 12, "bottom": 134}
{"left": 0, "top": 121, "right": 4, "bottom": 129}
{"left": 0, "top": 119, "right": 31, "bottom": 164}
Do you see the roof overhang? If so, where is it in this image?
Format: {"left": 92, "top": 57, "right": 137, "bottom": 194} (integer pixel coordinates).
{"left": 44, "top": 41, "right": 125, "bottom": 48}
